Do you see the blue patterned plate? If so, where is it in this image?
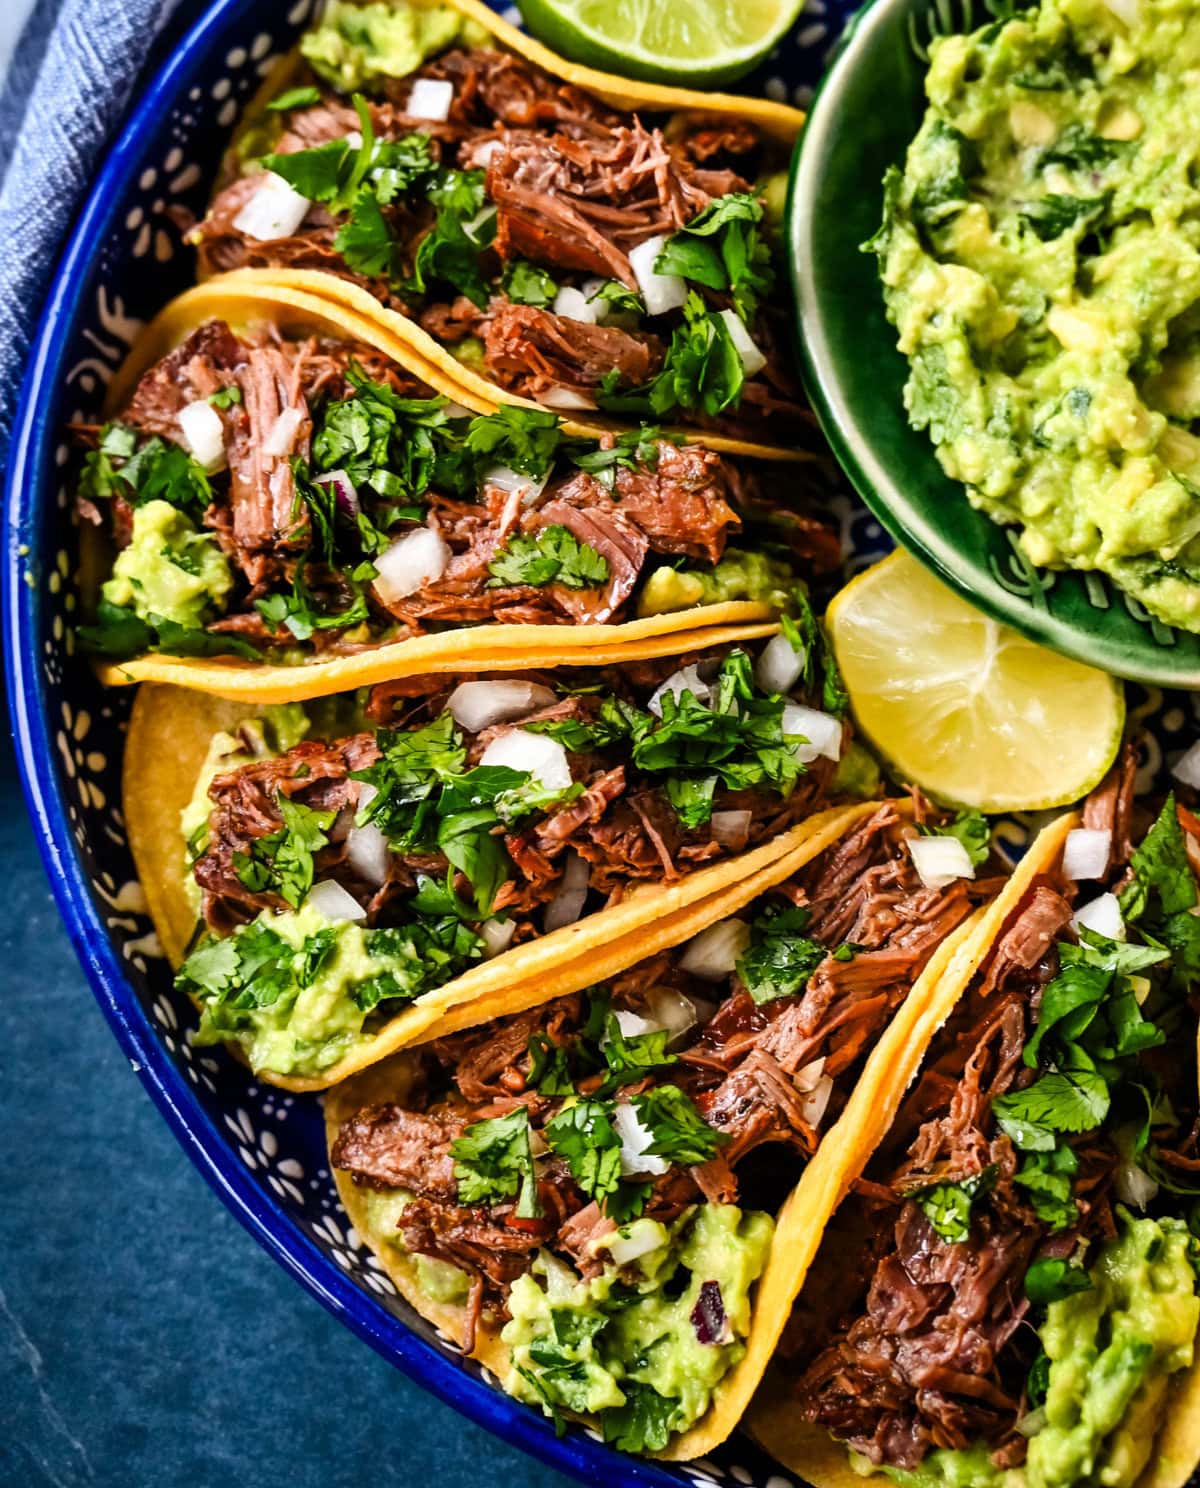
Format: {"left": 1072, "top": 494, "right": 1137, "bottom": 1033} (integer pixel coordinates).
{"left": 3, "top": 2, "right": 1198, "bottom": 1486}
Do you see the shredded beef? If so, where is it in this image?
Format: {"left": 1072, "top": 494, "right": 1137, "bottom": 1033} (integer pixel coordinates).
{"left": 483, "top": 302, "right": 663, "bottom": 398}
{"left": 331, "top": 1104, "right": 465, "bottom": 1199}
{"left": 1082, "top": 744, "right": 1138, "bottom": 877}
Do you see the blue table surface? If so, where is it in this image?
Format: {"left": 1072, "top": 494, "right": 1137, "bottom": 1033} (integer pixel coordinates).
{"left": 0, "top": 721, "right": 576, "bottom": 1488}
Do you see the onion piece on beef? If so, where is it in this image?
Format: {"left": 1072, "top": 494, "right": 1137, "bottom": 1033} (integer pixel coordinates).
{"left": 552, "top": 286, "right": 599, "bottom": 325}
{"left": 908, "top": 835, "right": 976, "bottom": 890}
{"left": 719, "top": 310, "right": 767, "bottom": 377}
{"left": 614, "top": 1102, "right": 669, "bottom": 1176}
{"left": 649, "top": 664, "right": 711, "bottom": 718}
{"left": 679, "top": 919, "right": 750, "bottom": 981}
{"left": 305, "top": 879, "right": 366, "bottom": 923}
{"left": 233, "top": 171, "right": 312, "bottom": 241}
{"left": 710, "top": 810, "right": 752, "bottom": 851}
{"left": 629, "top": 234, "right": 687, "bottom": 316}
{"left": 177, "top": 400, "right": 227, "bottom": 473}
{"left": 480, "top": 918, "right": 517, "bottom": 958}
{"left": 406, "top": 78, "right": 454, "bottom": 121}
{"left": 781, "top": 703, "right": 843, "bottom": 763}
{"left": 480, "top": 728, "right": 572, "bottom": 792}
{"left": 262, "top": 406, "right": 303, "bottom": 457}
{"left": 448, "top": 680, "right": 556, "bottom": 733}
{"left": 1062, "top": 827, "right": 1111, "bottom": 882}
{"left": 373, "top": 527, "right": 451, "bottom": 604}
{"left": 1072, "top": 891, "right": 1125, "bottom": 941}
{"left": 544, "top": 850, "right": 590, "bottom": 931}
{"left": 480, "top": 464, "right": 548, "bottom": 508}
{"left": 756, "top": 631, "right": 807, "bottom": 695}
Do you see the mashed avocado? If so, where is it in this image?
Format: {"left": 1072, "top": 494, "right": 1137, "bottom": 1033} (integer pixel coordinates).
{"left": 860, "top": 1211, "right": 1199, "bottom": 1488}
{"left": 357, "top": 1188, "right": 472, "bottom": 1303}
{"left": 300, "top": 0, "right": 489, "bottom": 92}
{"left": 638, "top": 549, "right": 793, "bottom": 617}
{"left": 102, "top": 499, "right": 232, "bottom": 629}
{"left": 502, "top": 1205, "right": 773, "bottom": 1445}
{"left": 880, "top": 0, "right": 1200, "bottom": 629}
{"left": 178, "top": 706, "right": 311, "bottom": 918}
{"left": 186, "top": 902, "right": 479, "bottom": 1076}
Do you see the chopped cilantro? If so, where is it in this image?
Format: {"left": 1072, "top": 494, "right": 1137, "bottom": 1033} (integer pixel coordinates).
{"left": 601, "top": 1384, "right": 676, "bottom": 1454}
{"left": 543, "top": 1099, "right": 625, "bottom": 1208}
{"left": 653, "top": 193, "right": 774, "bottom": 321}
{"left": 632, "top": 1085, "right": 727, "bottom": 1167}
{"left": 76, "top": 601, "right": 258, "bottom": 660}
{"left": 266, "top": 85, "right": 322, "bottom": 111}
{"left": 736, "top": 902, "right": 827, "bottom": 1005}
{"left": 502, "top": 259, "right": 557, "bottom": 307}
{"left": 921, "top": 808, "right": 991, "bottom": 866}
{"left": 586, "top": 279, "right": 646, "bottom": 318}
{"left": 599, "top": 292, "right": 745, "bottom": 418}
{"left": 1024, "top": 1256, "right": 1093, "bottom": 1305}
{"left": 910, "top": 1165, "right": 997, "bottom": 1243}
{"left": 79, "top": 423, "right": 212, "bottom": 514}
{"left": 231, "top": 795, "right": 335, "bottom": 909}
{"left": 208, "top": 384, "right": 243, "bottom": 409}
{"left": 487, "top": 526, "right": 610, "bottom": 590}
{"left": 451, "top": 1107, "right": 541, "bottom": 1218}
{"left": 462, "top": 406, "right": 562, "bottom": 480}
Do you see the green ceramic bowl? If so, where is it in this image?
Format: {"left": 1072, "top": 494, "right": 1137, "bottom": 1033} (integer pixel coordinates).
{"left": 787, "top": 0, "right": 1200, "bottom": 687}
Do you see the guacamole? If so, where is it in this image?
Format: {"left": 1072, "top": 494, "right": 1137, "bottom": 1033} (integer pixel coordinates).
{"left": 102, "top": 499, "right": 232, "bottom": 629}
{"left": 502, "top": 1205, "right": 773, "bottom": 1445}
{"left": 185, "top": 902, "right": 482, "bottom": 1077}
{"left": 300, "top": 0, "right": 488, "bottom": 91}
{"left": 638, "top": 549, "right": 795, "bottom": 617}
{"left": 877, "top": 0, "right": 1200, "bottom": 630}
{"left": 860, "top": 1211, "right": 1199, "bottom": 1488}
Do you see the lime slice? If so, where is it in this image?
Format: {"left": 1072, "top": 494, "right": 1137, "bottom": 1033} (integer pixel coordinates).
{"left": 516, "top": 0, "right": 805, "bottom": 88}
{"left": 827, "top": 551, "right": 1125, "bottom": 812}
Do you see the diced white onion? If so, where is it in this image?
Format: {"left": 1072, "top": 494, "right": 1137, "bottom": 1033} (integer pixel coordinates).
{"left": 710, "top": 810, "right": 752, "bottom": 851}
{"left": 262, "top": 406, "right": 304, "bottom": 457}
{"left": 794, "top": 1057, "right": 827, "bottom": 1093}
{"left": 1115, "top": 1160, "right": 1159, "bottom": 1208}
{"left": 908, "top": 836, "right": 977, "bottom": 890}
{"left": 480, "top": 918, "right": 517, "bottom": 958}
{"left": 629, "top": 234, "right": 688, "bottom": 317}
{"left": 343, "top": 129, "right": 363, "bottom": 149}
{"left": 480, "top": 727, "right": 573, "bottom": 792}
{"left": 305, "top": 879, "right": 366, "bottom": 922}
{"left": 470, "top": 138, "right": 504, "bottom": 169}
{"left": 373, "top": 527, "right": 451, "bottom": 604}
{"left": 177, "top": 399, "right": 227, "bottom": 473}
{"left": 539, "top": 386, "right": 598, "bottom": 411}
{"left": 1100, "top": 0, "right": 1138, "bottom": 24}
{"left": 612, "top": 1009, "right": 659, "bottom": 1039}
{"left": 582, "top": 276, "right": 611, "bottom": 321}
{"left": 480, "top": 463, "right": 549, "bottom": 508}
{"left": 1172, "top": 741, "right": 1200, "bottom": 789}
{"left": 1062, "top": 827, "right": 1111, "bottom": 882}
{"left": 315, "top": 468, "right": 359, "bottom": 515}
{"left": 443, "top": 400, "right": 473, "bottom": 419}
{"left": 543, "top": 849, "right": 590, "bottom": 931}
{"left": 604, "top": 1224, "right": 662, "bottom": 1265}
{"left": 756, "top": 631, "right": 807, "bottom": 696}
{"left": 232, "top": 171, "right": 312, "bottom": 240}
{"left": 1073, "top": 891, "right": 1125, "bottom": 941}
{"left": 644, "top": 986, "right": 700, "bottom": 1046}
{"left": 448, "top": 680, "right": 557, "bottom": 733}
{"left": 552, "top": 285, "right": 599, "bottom": 324}
{"left": 719, "top": 309, "right": 768, "bottom": 377}
{"left": 614, "top": 1102, "right": 669, "bottom": 1177}
{"left": 345, "top": 817, "right": 391, "bottom": 886}
{"left": 679, "top": 918, "right": 750, "bottom": 981}
{"left": 406, "top": 77, "right": 454, "bottom": 121}
{"left": 649, "top": 664, "right": 711, "bottom": 718}
{"left": 781, "top": 702, "right": 843, "bottom": 763}
{"left": 1017, "top": 1408, "right": 1047, "bottom": 1440}
{"left": 800, "top": 1075, "right": 834, "bottom": 1130}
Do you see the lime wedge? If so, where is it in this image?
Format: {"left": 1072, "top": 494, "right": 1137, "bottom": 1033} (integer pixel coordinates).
{"left": 516, "top": 0, "right": 805, "bottom": 88}
{"left": 827, "top": 551, "right": 1125, "bottom": 812}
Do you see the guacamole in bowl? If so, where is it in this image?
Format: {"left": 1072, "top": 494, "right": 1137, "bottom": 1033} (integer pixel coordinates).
{"left": 789, "top": 0, "right": 1200, "bottom": 682}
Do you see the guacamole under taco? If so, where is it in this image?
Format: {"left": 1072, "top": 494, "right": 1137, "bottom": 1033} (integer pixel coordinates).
{"left": 126, "top": 634, "right": 876, "bottom": 1090}
{"left": 752, "top": 750, "right": 1200, "bottom": 1488}
{"left": 186, "top": 0, "right": 809, "bottom": 457}
{"left": 78, "top": 281, "right": 838, "bottom": 699}
{"left": 324, "top": 789, "right": 1008, "bottom": 1458}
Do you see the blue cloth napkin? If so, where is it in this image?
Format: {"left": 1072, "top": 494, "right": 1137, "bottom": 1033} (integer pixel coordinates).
{"left": 0, "top": 0, "right": 200, "bottom": 462}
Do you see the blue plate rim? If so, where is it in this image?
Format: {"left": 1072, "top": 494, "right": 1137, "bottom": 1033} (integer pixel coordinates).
{"left": 787, "top": 0, "right": 1200, "bottom": 690}
{"left": 0, "top": 2, "right": 726, "bottom": 1482}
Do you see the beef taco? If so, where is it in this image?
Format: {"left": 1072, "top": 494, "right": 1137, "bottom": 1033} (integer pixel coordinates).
{"left": 125, "top": 636, "right": 877, "bottom": 1090}
{"left": 78, "top": 282, "right": 837, "bottom": 699}
{"left": 324, "top": 790, "right": 1008, "bottom": 1458}
{"left": 753, "top": 751, "right": 1200, "bottom": 1488}
{"left": 186, "top": 0, "right": 809, "bottom": 456}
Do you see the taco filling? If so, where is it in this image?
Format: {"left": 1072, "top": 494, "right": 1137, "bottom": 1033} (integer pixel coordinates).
{"left": 175, "top": 638, "right": 857, "bottom": 1077}
{"left": 328, "top": 791, "right": 999, "bottom": 1448}
{"left": 778, "top": 752, "right": 1200, "bottom": 1488}
{"left": 189, "top": 0, "right": 805, "bottom": 443}
{"left": 74, "top": 318, "right": 836, "bottom": 663}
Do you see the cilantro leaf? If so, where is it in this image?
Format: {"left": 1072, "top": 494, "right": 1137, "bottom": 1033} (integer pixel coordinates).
{"left": 266, "top": 85, "right": 321, "bottom": 111}
{"left": 598, "top": 293, "right": 745, "bottom": 417}
{"left": 993, "top": 1070, "right": 1110, "bottom": 1136}
{"left": 1120, "top": 797, "right": 1198, "bottom": 923}
{"left": 543, "top": 1099, "right": 624, "bottom": 1207}
{"left": 451, "top": 1107, "right": 541, "bottom": 1218}
{"left": 463, "top": 406, "right": 562, "bottom": 479}
{"left": 232, "top": 794, "right": 334, "bottom": 909}
{"left": 1012, "top": 1143, "right": 1080, "bottom": 1230}
{"left": 736, "top": 902, "right": 826, "bottom": 1005}
{"left": 909, "top": 1165, "right": 997, "bottom": 1244}
{"left": 487, "top": 526, "right": 610, "bottom": 590}
{"left": 601, "top": 1384, "right": 676, "bottom": 1454}
{"left": 653, "top": 193, "right": 774, "bottom": 321}
{"left": 600, "top": 1013, "right": 676, "bottom": 1092}
{"left": 923, "top": 809, "right": 991, "bottom": 866}
{"left": 502, "top": 260, "right": 558, "bottom": 307}
{"left": 1024, "top": 1256, "right": 1093, "bottom": 1305}
{"left": 633, "top": 1085, "right": 726, "bottom": 1166}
